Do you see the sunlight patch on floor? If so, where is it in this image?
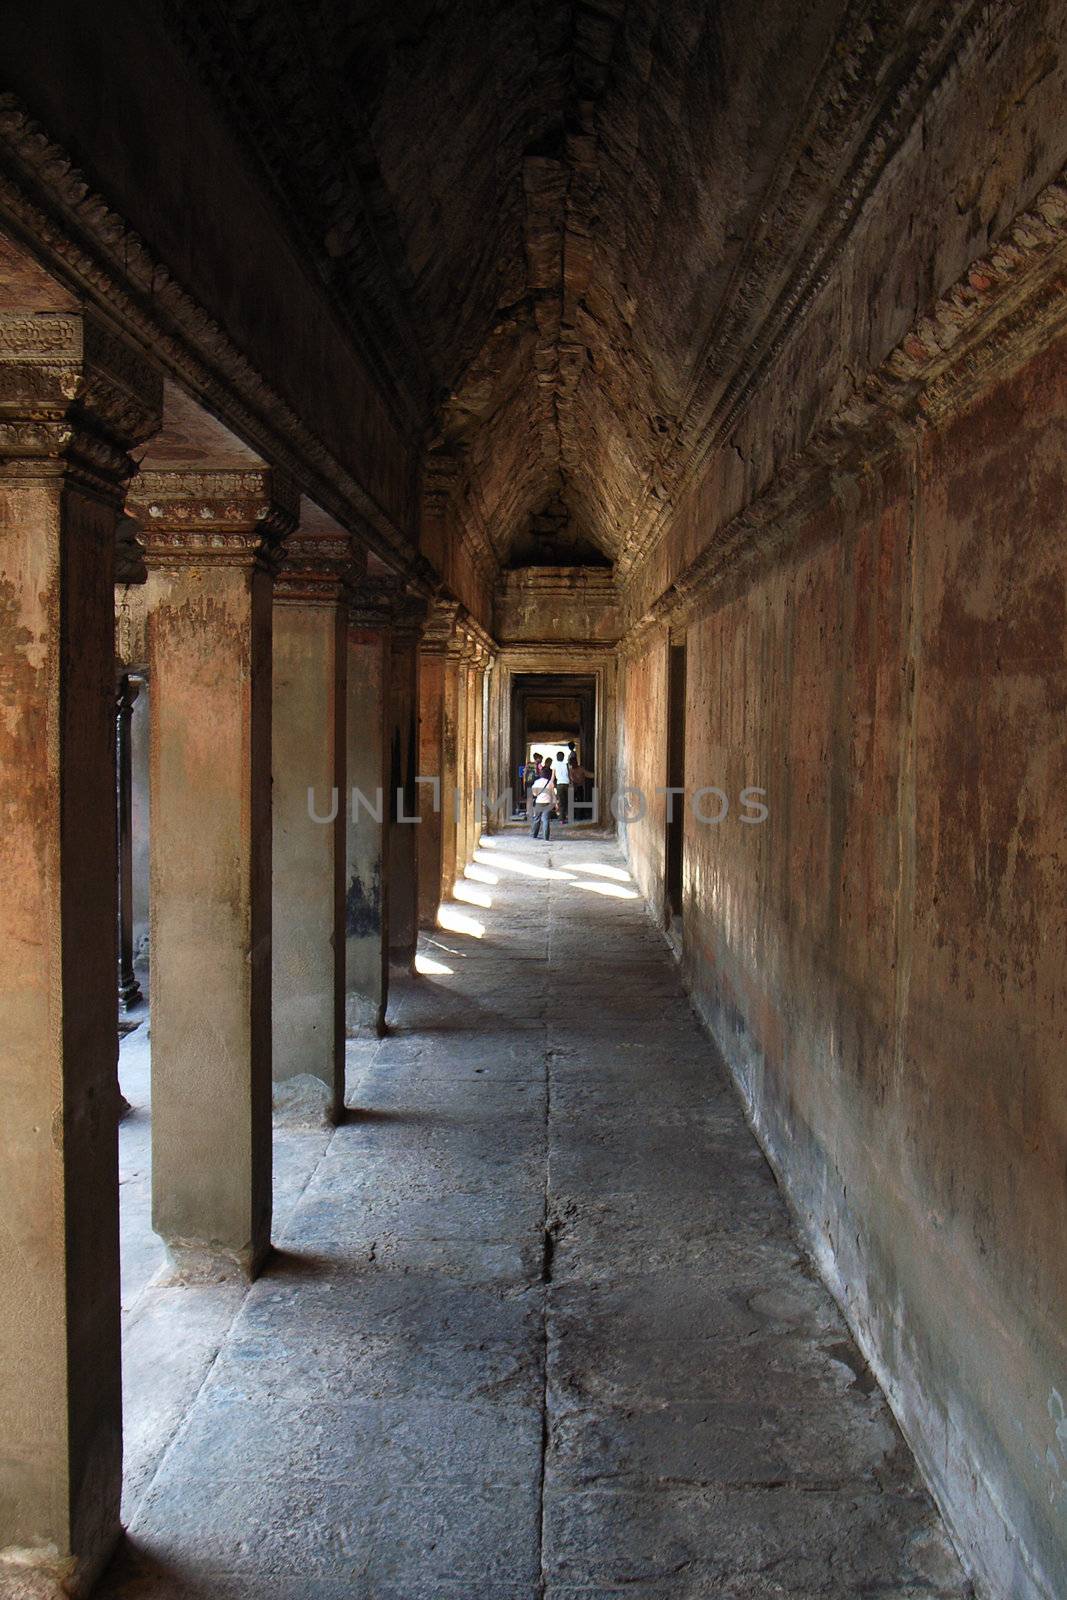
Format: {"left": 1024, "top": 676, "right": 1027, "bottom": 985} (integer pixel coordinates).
{"left": 414, "top": 951, "right": 454, "bottom": 976}
{"left": 572, "top": 879, "right": 641, "bottom": 900}
{"left": 464, "top": 863, "right": 499, "bottom": 885}
{"left": 568, "top": 861, "right": 632, "bottom": 882}
{"left": 436, "top": 903, "right": 486, "bottom": 937}
{"left": 452, "top": 880, "right": 493, "bottom": 908}
{"left": 475, "top": 848, "right": 575, "bottom": 882}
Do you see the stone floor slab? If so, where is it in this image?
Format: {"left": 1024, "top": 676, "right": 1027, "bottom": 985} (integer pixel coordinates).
{"left": 104, "top": 834, "right": 970, "bottom": 1599}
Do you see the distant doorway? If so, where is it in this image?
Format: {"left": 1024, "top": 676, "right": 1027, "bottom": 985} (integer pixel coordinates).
{"left": 511, "top": 673, "right": 597, "bottom": 822}
{"left": 665, "top": 640, "right": 686, "bottom": 936}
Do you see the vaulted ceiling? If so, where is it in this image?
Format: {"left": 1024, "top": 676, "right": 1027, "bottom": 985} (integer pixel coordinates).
{"left": 170, "top": 0, "right": 975, "bottom": 567}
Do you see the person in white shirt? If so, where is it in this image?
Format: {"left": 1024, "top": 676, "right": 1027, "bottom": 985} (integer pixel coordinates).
{"left": 551, "top": 749, "right": 571, "bottom": 825}
{"left": 530, "top": 763, "right": 556, "bottom": 840}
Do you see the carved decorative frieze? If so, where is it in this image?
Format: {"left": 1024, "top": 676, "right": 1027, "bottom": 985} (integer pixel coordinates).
{"left": 273, "top": 529, "right": 357, "bottom": 606}
{"left": 0, "top": 307, "right": 162, "bottom": 497}
{"left": 617, "top": 0, "right": 995, "bottom": 579}
{"left": 418, "top": 597, "right": 462, "bottom": 655}
{"left": 347, "top": 574, "right": 403, "bottom": 632}
{"left": 127, "top": 467, "right": 298, "bottom": 568}
{"left": 624, "top": 162, "right": 1067, "bottom": 644}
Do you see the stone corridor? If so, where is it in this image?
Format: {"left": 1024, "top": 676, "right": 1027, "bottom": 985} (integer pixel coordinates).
{"left": 103, "top": 837, "right": 968, "bottom": 1599}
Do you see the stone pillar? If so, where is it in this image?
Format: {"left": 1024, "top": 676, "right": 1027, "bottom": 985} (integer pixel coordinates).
{"left": 486, "top": 659, "right": 508, "bottom": 827}
{"left": 454, "top": 649, "right": 470, "bottom": 885}
{"left": 116, "top": 671, "right": 142, "bottom": 1010}
{"left": 417, "top": 600, "right": 460, "bottom": 925}
{"left": 128, "top": 467, "right": 296, "bottom": 1280}
{"left": 345, "top": 582, "right": 393, "bottom": 1034}
{"left": 468, "top": 647, "right": 487, "bottom": 859}
{"left": 271, "top": 529, "right": 353, "bottom": 1122}
{"left": 441, "top": 638, "right": 463, "bottom": 898}
{"left": 473, "top": 649, "right": 489, "bottom": 849}
{"left": 388, "top": 599, "right": 424, "bottom": 971}
{"left": 0, "top": 304, "right": 161, "bottom": 1596}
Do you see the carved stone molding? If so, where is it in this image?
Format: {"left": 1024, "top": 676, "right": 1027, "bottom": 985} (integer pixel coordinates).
{"left": 418, "top": 597, "right": 462, "bottom": 656}
{"left": 496, "top": 566, "right": 617, "bottom": 601}
{"left": 0, "top": 307, "right": 162, "bottom": 498}
{"left": 616, "top": 0, "right": 995, "bottom": 580}
{"left": 0, "top": 94, "right": 431, "bottom": 590}
{"left": 347, "top": 574, "right": 402, "bottom": 632}
{"left": 421, "top": 448, "right": 499, "bottom": 589}
{"left": 623, "top": 161, "right": 1067, "bottom": 646}
{"left": 454, "top": 481, "right": 500, "bottom": 586}
{"left": 127, "top": 467, "right": 298, "bottom": 568}
{"left": 273, "top": 529, "right": 357, "bottom": 606}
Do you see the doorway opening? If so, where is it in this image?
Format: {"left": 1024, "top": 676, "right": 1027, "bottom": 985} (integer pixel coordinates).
{"left": 510, "top": 673, "right": 598, "bottom": 824}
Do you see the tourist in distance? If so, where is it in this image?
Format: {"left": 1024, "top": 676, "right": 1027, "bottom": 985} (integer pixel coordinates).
{"left": 529, "top": 761, "right": 556, "bottom": 840}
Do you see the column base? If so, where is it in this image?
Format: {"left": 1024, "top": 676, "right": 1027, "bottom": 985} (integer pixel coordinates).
{"left": 118, "top": 975, "right": 142, "bottom": 1011}
{"left": 158, "top": 1240, "right": 271, "bottom": 1285}
{"left": 389, "top": 941, "right": 418, "bottom": 975}
{"left": 273, "top": 1073, "right": 343, "bottom": 1129}
{"left": 0, "top": 1529, "right": 119, "bottom": 1600}
{"left": 345, "top": 997, "right": 387, "bottom": 1038}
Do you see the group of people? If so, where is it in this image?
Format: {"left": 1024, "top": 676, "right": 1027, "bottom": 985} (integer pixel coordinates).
{"left": 522, "top": 743, "right": 589, "bottom": 840}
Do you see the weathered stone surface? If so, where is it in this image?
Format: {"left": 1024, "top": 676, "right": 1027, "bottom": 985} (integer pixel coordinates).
{"left": 621, "top": 324, "right": 1067, "bottom": 1600}
{"left": 99, "top": 836, "right": 967, "bottom": 1599}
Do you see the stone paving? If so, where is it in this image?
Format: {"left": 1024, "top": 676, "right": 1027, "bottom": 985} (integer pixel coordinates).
{"left": 104, "top": 834, "right": 972, "bottom": 1599}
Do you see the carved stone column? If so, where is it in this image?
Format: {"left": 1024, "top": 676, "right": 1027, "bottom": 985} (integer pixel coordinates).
{"left": 127, "top": 467, "right": 296, "bottom": 1280}
{"left": 388, "top": 597, "right": 425, "bottom": 972}
{"left": 0, "top": 303, "right": 161, "bottom": 1597}
{"left": 116, "top": 670, "right": 142, "bottom": 1011}
{"left": 471, "top": 643, "right": 490, "bottom": 852}
{"left": 417, "top": 600, "right": 460, "bottom": 925}
{"left": 271, "top": 528, "right": 353, "bottom": 1123}
{"left": 345, "top": 580, "right": 394, "bottom": 1034}
{"left": 463, "top": 642, "right": 486, "bottom": 866}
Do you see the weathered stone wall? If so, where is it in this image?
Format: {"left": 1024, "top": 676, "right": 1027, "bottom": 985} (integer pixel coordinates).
{"left": 622, "top": 331, "right": 1067, "bottom": 1599}
{"left": 617, "top": 637, "right": 668, "bottom": 916}
{"left": 494, "top": 568, "right": 619, "bottom": 646}
{"left": 626, "top": 0, "right": 1067, "bottom": 625}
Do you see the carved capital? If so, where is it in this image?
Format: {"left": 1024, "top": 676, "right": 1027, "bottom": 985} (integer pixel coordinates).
{"left": 347, "top": 575, "right": 401, "bottom": 631}
{"left": 128, "top": 467, "right": 299, "bottom": 568}
{"left": 0, "top": 309, "right": 162, "bottom": 498}
{"left": 418, "top": 596, "right": 462, "bottom": 656}
{"left": 273, "top": 529, "right": 357, "bottom": 606}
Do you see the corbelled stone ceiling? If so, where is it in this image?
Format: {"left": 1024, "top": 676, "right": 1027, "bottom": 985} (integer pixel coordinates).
{"left": 170, "top": 0, "right": 971, "bottom": 567}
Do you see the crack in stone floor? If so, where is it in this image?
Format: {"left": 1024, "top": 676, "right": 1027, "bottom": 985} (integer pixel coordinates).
{"left": 103, "top": 833, "right": 972, "bottom": 1599}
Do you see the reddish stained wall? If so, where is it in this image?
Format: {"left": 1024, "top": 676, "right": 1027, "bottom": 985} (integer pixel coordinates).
{"left": 621, "top": 334, "right": 1067, "bottom": 1599}
{"left": 618, "top": 636, "right": 668, "bottom": 918}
